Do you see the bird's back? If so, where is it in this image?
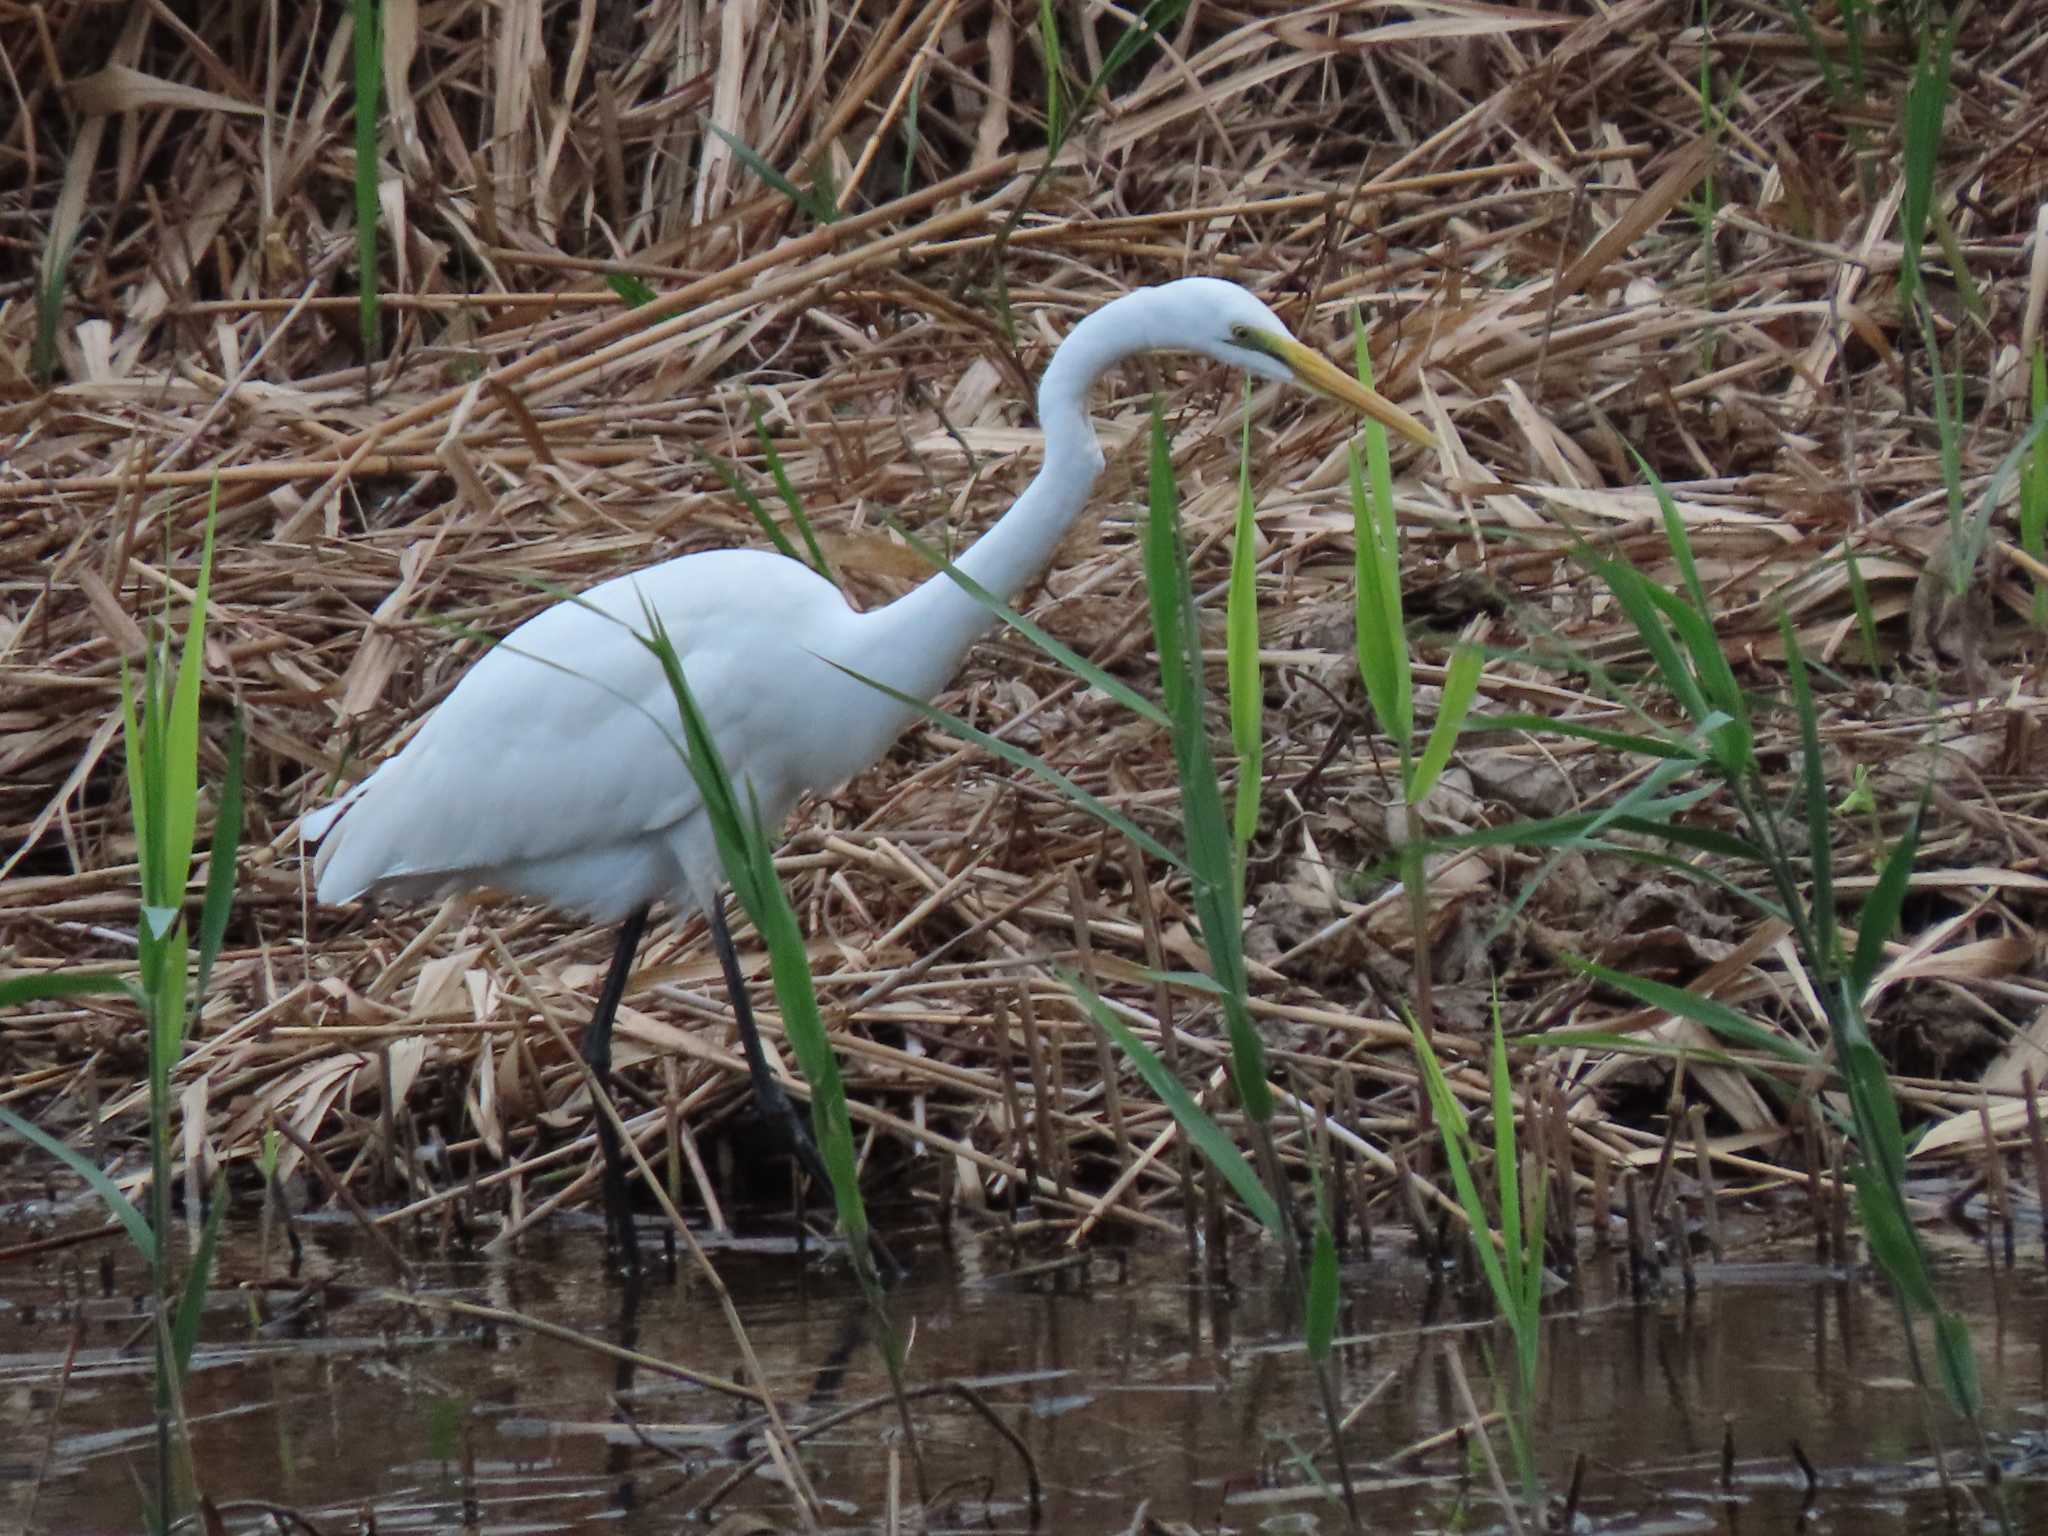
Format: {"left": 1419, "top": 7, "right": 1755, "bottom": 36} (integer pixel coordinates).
{"left": 309, "top": 548, "right": 889, "bottom": 922}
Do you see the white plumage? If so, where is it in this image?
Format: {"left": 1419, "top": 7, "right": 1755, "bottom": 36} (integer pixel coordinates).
{"left": 303, "top": 277, "right": 1431, "bottom": 1259}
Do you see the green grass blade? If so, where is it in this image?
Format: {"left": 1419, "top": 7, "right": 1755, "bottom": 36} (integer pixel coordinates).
{"left": 170, "top": 1174, "right": 228, "bottom": 1379}
{"left": 1566, "top": 954, "right": 1819, "bottom": 1064}
{"left": 120, "top": 658, "right": 154, "bottom": 911}
{"left": 1634, "top": 458, "right": 1753, "bottom": 767}
{"left": 747, "top": 392, "right": 834, "bottom": 583}
{"left": 636, "top": 606, "right": 872, "bottom": 1259}
{"left": 886, "top": 519, "right": 1169, "bottom": 727}
{"left": 1093, "top": 0, "right": 1188, "bottom": 87}
{"left": 0, "top": 1105, "right": 154, "bottom": 1262}
{"left": 1848, "top": 794, "right": 1923, "bottom": 998}
{"left": 352, "top": 0, "right": 383, "bottom": 360}
{"left": 1782, "top": 0, "right": 1842, "bottom": 101}
{"left": 1897, "top": 16, "right": 1954, "bottom": 304}
{"left": 1588, "top": 554, "right": 1715, "bottom": 731}
{"left": 162, "top": 486, "right": 219, "bottom": 909}
{"left": 1467, "top": 711, "right": 1704, "bottom": 761}
{"left": 824, "top": 660, "right": 1181, "bottom": 869}
{"left": 700, "top": 445, "right": 803, "bottom": 564}
{"left": 707, "top": 123, "right": 836, "bottom": 223}
{"left": 1850, "top": 1152, "right": 1934, "bottom": 1308}
{"left": 1227, "top": 394, "right": 1263, "bottom": 858}
{"left": 739, "top": 780, "right": 868, "bottom": 1255}
{"left": 1934, "top": 1311, "right": 1981, "bottom": 1418}
{"left": 1037, "top": 0, "right": 1067, "bottom": 152}
{"left": 1410, "top": 1018, "right": 1513, "bottom": 1314}
{"left": 0, "top": 971, "right": 135, "bottom": 1006}
{"left": 149, "top": 925, "right": 189, "bottom": 1112}
{"left": 899, "top": 69, "right": 922, "bottom": 198}
{"left": 1305, "top": 1217, "right": 1339, "bottom": 1362}
{"left": 1143, "top": 406, "right": 1271, "bottom": 1122}
{"left": 1780, "top": 613, "right": 1837, "bottom": 972}
{"left": 604, "top": 272, "right": 657, "bottom": 307}
{"left": 1844, "top": 541, "right": 1881, "bottom": 664}
{"left": 1489, "top": 1014, "right": 1522, "bottom": 1295}
{"left": 1350, "top": 316, "right": 1411, "bottom": 747}
{"left": 1409, "top": 644, "right": 1481, "bottom": 805}
{"left": 193, "top": 712, "right": 244, "bottom": 1015}
{"left": 32, "top": 229, "right": 78, "bottom": 388}
{"left": 1068, "top": 977, "right": 1281, "bottom": 1233}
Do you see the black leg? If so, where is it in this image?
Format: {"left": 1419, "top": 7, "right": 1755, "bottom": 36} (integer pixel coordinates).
{"left": 583, "top": 902, "right": 650, "bottom": 1271}
{"left": 704, "top": 894, "right": 833, "bottom": 1197}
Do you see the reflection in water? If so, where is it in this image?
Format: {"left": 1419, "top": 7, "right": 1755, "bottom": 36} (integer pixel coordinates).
{"left": 0, "top": 1210, "right": 2043, "bottom": 1532}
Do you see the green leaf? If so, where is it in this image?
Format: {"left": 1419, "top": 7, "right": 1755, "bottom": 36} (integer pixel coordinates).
{"left": 2023, "top": 345, "right": 2048, "bottom": 628}
{"left": 0, "top": 1105, "right": 154, "bottom": 1262}
{"left": 748, "top": 392, "right": 834, "bottom": 583}
{"left": 1410, "top": 1017, "right": 1513, "bottom": 1318}
{"left": 1068, "top": 977, "right": 1281, "bottom": 1233}
{"left": 1848, "top": 794, "right": 1923, "bottom": 998}
{"left": 1629, "top": 468, "right": 1753, "bottom": 771}
{"left": 1489, "top": 1015, "right": 1522, "bottom": 1293}
{"left": 1037, "top": 0, "right": 1067, "bottom": 151}
{"left": 0, "top": 971, "right": 135, "bottom": 1006}
{"left": 32, "top": 227, "right": 80, "bottom": 389}
{"left": 1780, "top": 613, "right": 1837, "bottom": 972}
{"left": 636, "top": 605, "right": 873, "bottom": 1263}
{"left": 899, "top": 70, "right": 922, "bottom": 199}
{"left": 1565, "top": 955, "right": 1819, "bottom": 1064}
{"left": 1349, "top": 318, "right": 1410, "bottom": 748}
{"left": 825, "top": 660, "right": 1181, "bottom": 869}
{"left": 706, "top": 123, "right": 836, "bottom": 223}
{"left": 1934, "top": 1310, "right": 1981, "bottom": 1418}
{"left": 1844, "top": 541, "right": 1882, "bottom": 664}
{"left": 171, "top": 1173, "right": 229, "bottom": 1379}
{"left": 1590, "top": 554, "right": 1715, "bottom": 737}
{"left": 1305, "top": 1217, "right": 1339, "bottom": 1363}
{"left": 1465, "top": 711, "right": 1704, "bottom": 761}
{"left": 1851, "top": 1159, "right": 1935, "bottom": 1311}
{"left": 699, "top": 445, "right": 802, "bottom": 564}
{"left": 1226, "top": 393, "right": 1263, "bottom": 857}
{"left": 1092, "top": 0, "right": 1188, "bottom": 88}
{"left": 604, "top": 271, "right": 658, "bottom": 307}
{"left": 149, "top": 923, "right": 189, "bottom": 1110}
{"left": 884, "top": 519, "right": 1169, "bottom": 727}
{"left": 1143, "top": 405, "right": 1271, "bottom": 1124}
{"left": 1897, "top": 16, "right": 1954, "bottom": 304}
{"left": 1409, "top": 644, "right": 1481, "bottom": 804}
{"left": 161, "top": 483, "right": 218, "bottom": 906}
{"left": 120, "top": 656, "right": 153, "bottom": 911}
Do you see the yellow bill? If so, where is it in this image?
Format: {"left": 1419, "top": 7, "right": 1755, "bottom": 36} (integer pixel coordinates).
{"left": 1262, "top": 333, "right": 1436, "bottom": 448}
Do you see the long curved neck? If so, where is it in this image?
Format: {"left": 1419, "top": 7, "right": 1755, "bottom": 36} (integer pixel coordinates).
{"left": 855, "top": 291, "right": 1160, "bottom": 701}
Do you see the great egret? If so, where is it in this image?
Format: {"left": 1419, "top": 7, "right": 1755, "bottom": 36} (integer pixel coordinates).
{"left": 306, "top": 276, "right": 1433, "bottom": 1260}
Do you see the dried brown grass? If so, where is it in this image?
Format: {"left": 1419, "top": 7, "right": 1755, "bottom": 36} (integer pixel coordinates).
{"left": 5, "top": 2, "right": 2048, "bottom": 1245}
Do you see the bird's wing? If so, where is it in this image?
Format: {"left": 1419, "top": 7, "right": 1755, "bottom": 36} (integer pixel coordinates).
{"left": 312, "top": 551, "right": 837, "bottom": 906}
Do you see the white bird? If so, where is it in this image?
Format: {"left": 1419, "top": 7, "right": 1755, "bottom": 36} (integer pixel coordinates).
{"left": 305, "top": 276, "right": 1433, "bottom": 1261}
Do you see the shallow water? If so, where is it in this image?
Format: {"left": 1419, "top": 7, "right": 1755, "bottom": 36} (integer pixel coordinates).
{"left": 3, "top": 1193, "right": 2045, "bottom": 1533}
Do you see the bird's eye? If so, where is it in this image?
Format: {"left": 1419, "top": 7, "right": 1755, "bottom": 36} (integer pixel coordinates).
{"left": 1229, "top": 323, "right": 1251, "bottom": 343}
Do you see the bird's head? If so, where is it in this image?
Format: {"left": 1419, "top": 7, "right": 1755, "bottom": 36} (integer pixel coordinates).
{"left": 1146, "top": 277, "right": 1435, "bottom": 448}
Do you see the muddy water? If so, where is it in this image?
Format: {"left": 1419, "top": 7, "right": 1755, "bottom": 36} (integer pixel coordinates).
{"left": 3, "top": 1199, "right": 2045, "bottom": 1533}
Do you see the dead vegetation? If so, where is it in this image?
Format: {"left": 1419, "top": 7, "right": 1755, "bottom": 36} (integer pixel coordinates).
{"left": 4, "top": 1, "right": 2048, "bottom": 1250}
